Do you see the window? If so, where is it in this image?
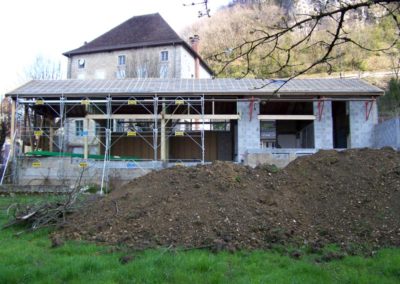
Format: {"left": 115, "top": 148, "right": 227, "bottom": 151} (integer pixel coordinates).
{"left": 75, "top": 120, "right": 84, "bottom": 136}
{"left": 160, "top": 51, "right": 168, "bottom": 61}
{"left": 115, "top": 119, "right": 125, "bottom": 132}
{"left": 95, "top": 123, "right": 101, "bottom": 136}
{"left": 118, "top": 55, "right": 126, "bottom": 65}
{"left": 159, "top": 64, "right": 168, "bottom": 78}
{"left": 78, "top": 59, "right": 85, "bottom": 69}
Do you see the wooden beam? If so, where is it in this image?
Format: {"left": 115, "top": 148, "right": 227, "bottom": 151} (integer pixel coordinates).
{"left": 87, "top": 114, "right": 240, "bottom": 120}
{"left": 257, "top": 115, "right": 316, "bottom": 120}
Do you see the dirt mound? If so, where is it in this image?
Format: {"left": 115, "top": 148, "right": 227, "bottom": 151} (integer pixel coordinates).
{"left": 57, "top": 149, "right": 400, "bottom": 250}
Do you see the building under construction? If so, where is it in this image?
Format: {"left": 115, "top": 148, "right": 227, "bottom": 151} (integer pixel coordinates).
{"left": 4, "top": 77, "right": 383, "bottom": 192}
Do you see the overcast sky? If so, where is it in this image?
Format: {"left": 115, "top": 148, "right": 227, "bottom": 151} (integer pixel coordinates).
{"left": 0, "top": 0, "right": 231, "bottom": 96}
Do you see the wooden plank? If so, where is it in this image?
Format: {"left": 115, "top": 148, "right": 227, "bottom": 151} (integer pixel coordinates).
{"left": 258, "top": 115, "right": 316, "bottom": 120}
{"left": 87, "top": 114, "right": 240, "bottom": 120}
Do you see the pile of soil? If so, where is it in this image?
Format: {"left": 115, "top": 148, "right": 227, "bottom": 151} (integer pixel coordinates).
{"left": 57, "top": 148, "right": 400, "bottom": 250}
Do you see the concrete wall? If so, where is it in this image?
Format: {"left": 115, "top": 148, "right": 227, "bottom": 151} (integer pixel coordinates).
{"left": 374, "top": 116, "right": 400, "bottom": 150}
{"left": 244, "top": 148, "right": 317, "bottom": 168}
{"left": 237, "top": 101, "right": 260, "bottom": 162}
{"left": 349, "top": 101, "right": 378, "bottom": 148}
{"left": 68, "top": 45, "right": 211, "bottom": 80}
{"left": 313, "top": 101, "right": 333, "bottom": 149}
{"left": 14, "top": 157, "right": 154, "bottom": 187}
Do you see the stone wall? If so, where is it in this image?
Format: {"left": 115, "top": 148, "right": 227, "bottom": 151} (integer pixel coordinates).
{"left": 68, "top": 45, "right": 211, "bottom": 80}
{"left": 313, "top": 101, "right": 333, "bottom": 149}
{"left": 374, "top": 116, "right": 400, "bottom": 150}
{"left": 237, "top": 101, "right": 260, "bottom": 162}
{"left": 349, "top": 101, "right": 378, "bottom": 148}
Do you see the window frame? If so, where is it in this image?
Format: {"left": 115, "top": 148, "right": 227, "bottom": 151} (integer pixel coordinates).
{"left": 160, "top": 51, "right": 169, "bottom": 62}
{"left": 75, "top": 120, "right": 84, "bottom": 136}
{"left": 118, "top": 55, "right": 126, "bottom": 66}
{"left": 77, "top": 58, "right": 85, "bottom": 69}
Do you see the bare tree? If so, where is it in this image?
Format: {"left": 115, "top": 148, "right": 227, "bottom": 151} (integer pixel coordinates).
{"left": 206, "top": 0, "right": 400, "bottom": 89}
{"left": 25, "top": 55, "right": 62, "bottom": 80}
{"left": 388, "top": 48, "right": 400, "bottom": 80}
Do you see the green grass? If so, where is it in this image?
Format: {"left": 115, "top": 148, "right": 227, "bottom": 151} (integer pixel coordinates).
{"left": 0, "top": 195, "right": 399, "bottom": 284}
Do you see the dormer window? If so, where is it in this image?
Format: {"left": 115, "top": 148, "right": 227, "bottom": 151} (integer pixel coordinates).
{"left": 78, "top": 59, "right": 85, "bottom": 69}
{"left": 160, "top": 51, "right": 168, "bottom": 62}
{"left": 118, "top": 55, "right": 126, "bottom": 65}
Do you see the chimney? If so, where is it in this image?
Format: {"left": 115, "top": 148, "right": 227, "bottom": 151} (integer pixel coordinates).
{"left": 189, "top": 35, "right": 200, "bottom": 79}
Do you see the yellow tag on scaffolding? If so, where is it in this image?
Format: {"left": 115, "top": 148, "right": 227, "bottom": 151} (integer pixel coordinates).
{"left": 81, "top": 99, "right": 90, "bottom": 105}
{"left": 127, "top": 131, "right": 137, "bottom": 137}
{"left": 79, "top": 162, "right": 88, "bottom": 168}
{"left": 175, "top": 131, "right": 184, "bottom": 136}
{"left": 175, "top": 162, "right": 184, "bottom": 167}
{"left": 175, "top": 99, "right": 185, "bottom": 105}
{"left": 128, "top": 99, "right": 137, "bottom": 105}
{"left": 32, "top": 161, "right": 41, "bottom": 168}
{"left": 35, "top": 99, "right": 44, "bottom": 105}
{"left": 34, "top": 130, "right": 43, "bottom": 136}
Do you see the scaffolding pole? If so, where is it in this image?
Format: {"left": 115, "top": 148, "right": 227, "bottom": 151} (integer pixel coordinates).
{"left": 201, "top": 95, "right": 205, "bottom": 164}
{"left": 153, "top": 95, "right": 158, "bottom": 164}
{"left": 100, "top": 95, "right": 112, "bottom": 194}
{"left": 58, "top": 96, "right": 66, "bottom": 181}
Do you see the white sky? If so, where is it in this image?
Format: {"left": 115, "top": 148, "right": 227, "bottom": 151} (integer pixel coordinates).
{"left": 0, "top": 0, "right": 231, "bottom": 96}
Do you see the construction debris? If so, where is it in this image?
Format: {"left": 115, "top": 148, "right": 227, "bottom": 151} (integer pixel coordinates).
{"left": 54, "top": 148, "right": 400, "bottom": 251}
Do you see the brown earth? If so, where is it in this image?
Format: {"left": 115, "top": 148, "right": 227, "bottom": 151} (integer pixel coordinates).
{"left": 57, "top": 148, "right": 400, "bottom": 251}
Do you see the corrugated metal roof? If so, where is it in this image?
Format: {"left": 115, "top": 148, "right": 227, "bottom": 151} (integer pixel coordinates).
{"left": 7, "top": 78, "right": 383, "bottom": 98}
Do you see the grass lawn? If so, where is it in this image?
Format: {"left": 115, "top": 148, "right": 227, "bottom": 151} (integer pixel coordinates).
{"left": 0, "top": 195, "right": 399, "bottom": 284}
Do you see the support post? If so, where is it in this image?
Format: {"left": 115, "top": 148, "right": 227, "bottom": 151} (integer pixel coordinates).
{"left": 153, "top": 96, "right": 158, "bottom": 163}
{"left": 49, "top": 118, "right": 54, "bottom": 152}
{"left": 100, "top": 95, "right": 112, "bottom": 194}
{"left": 10, "top": 99, "right": 16, "bottom": 157}
{"left": 161, "top": 98, "right": 167, "bottom": 163}
{"left": 201, "top": 95, "right": 205, "bottom": 164}
{"left": 83, "top": 117, "right": 89, "bottom": 159}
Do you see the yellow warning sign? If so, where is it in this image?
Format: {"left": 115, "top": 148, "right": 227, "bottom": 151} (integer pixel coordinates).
{"left": 127, "top": 131, "right": 137, "bottom": 137}
{"left": 79, "top": 162, "right": 88, "bottom": 168}
{"left": 175, "top": 99, "right": 185, "bottom": 105}
{"left": 34, "top": 130, "right": 43, "bottom": 136}
{"left": 32, "top": 161, "right": 41, "bottom": 168}
{"left": 128, "top": 99, "right": 137, "bottom": 105}
{"left": 35, "top": 99, "right": 44, "bottom": 105}
{"left": 175, "top": 131, "right": 184, "bottom": 136}
{"left": 81, "top": 99, "right": 90, "bottom": 105}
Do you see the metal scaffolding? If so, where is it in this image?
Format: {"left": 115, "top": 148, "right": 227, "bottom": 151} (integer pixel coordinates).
{"left": 11, "top": 94, "right": 209, "bottom": 190}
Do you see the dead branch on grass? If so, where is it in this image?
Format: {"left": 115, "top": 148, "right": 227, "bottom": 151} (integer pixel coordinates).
{"left": 1, "top": 168, "right": 89, "bottom": 232}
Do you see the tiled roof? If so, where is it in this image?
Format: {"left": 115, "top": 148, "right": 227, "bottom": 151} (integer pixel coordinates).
{"left": 7, "top": 78, "right": 383, "bottom": 98}
{"left": 64, "top": 13, "right": 183, "bottom": 55}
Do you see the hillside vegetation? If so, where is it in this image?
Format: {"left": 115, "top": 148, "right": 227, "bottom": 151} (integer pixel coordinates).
{"left": 182, "top": 2, "right": 399, "bottom": 78}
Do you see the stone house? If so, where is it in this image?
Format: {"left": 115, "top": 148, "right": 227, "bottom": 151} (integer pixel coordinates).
{"left": 62, "top": 13, "right": 213, "bottom": 154}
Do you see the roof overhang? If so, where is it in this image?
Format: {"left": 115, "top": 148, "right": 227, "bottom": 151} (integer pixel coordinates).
{"left": 7, "top": 78, "right": 384, "bottom": 99}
